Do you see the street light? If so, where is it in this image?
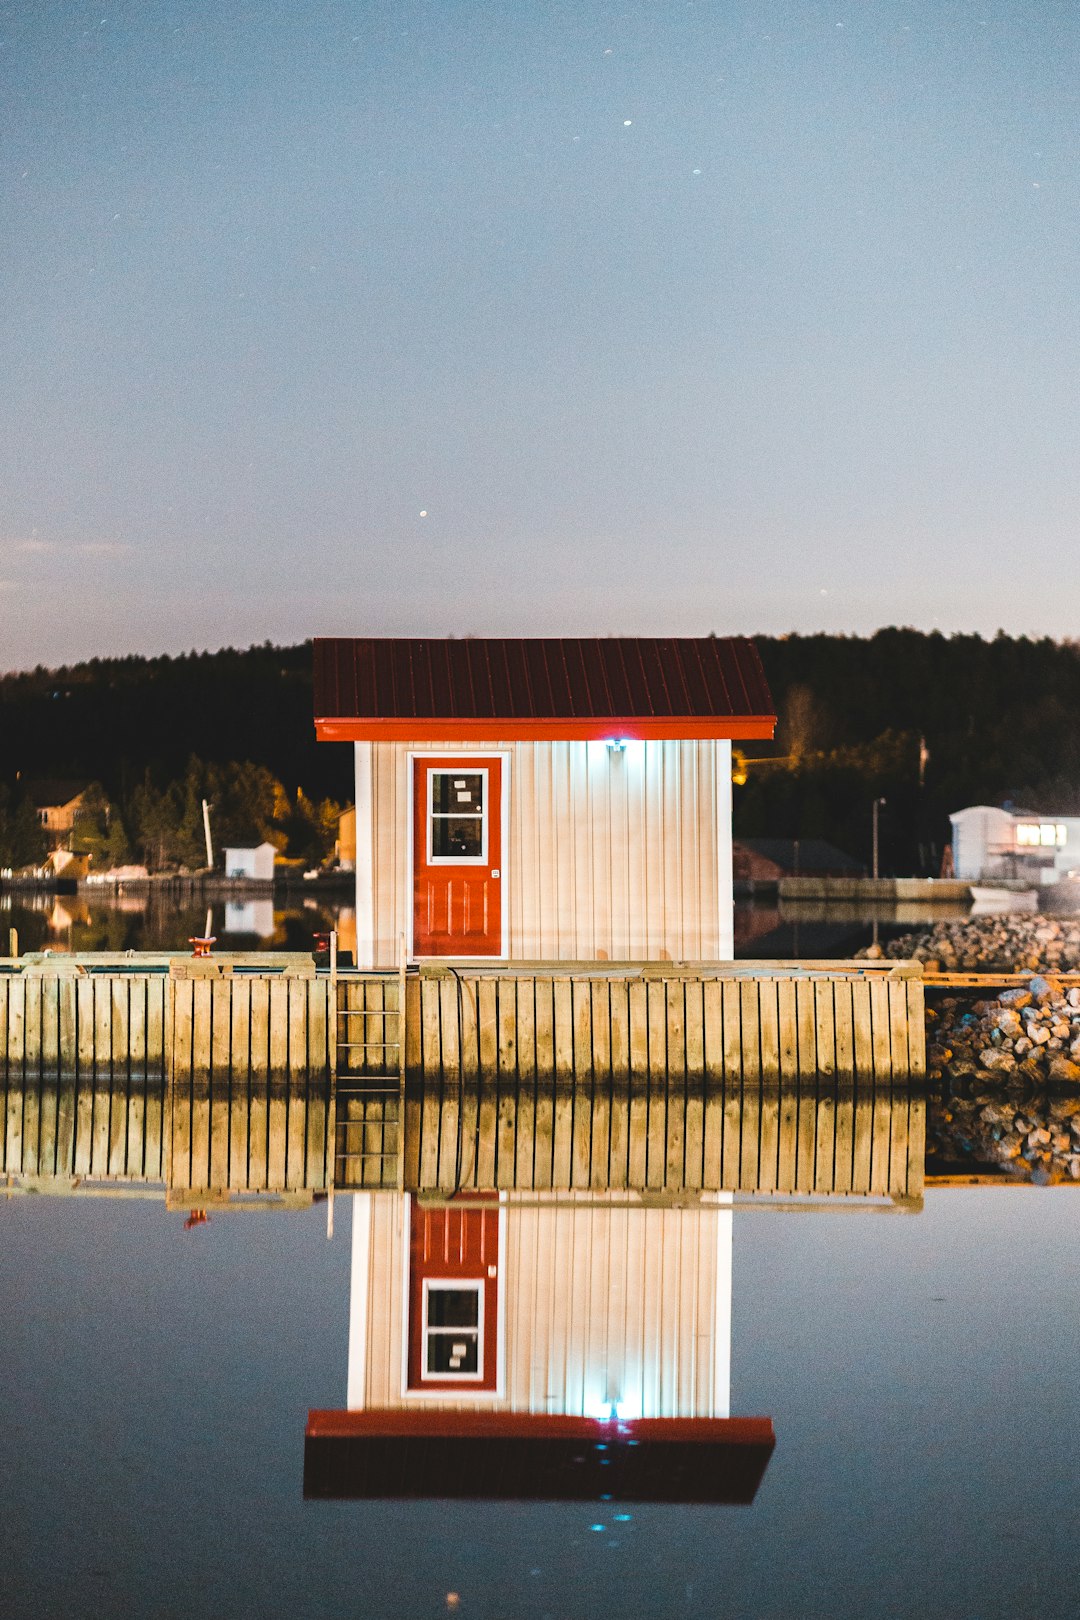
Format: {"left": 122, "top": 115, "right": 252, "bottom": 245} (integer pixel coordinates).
{"left": 872, "top": 797, "right": 887, "bottom": 881}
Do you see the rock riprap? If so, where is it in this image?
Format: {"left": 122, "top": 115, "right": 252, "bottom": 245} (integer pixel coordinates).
{"left": 927, "top": 979, "right": 1080, "bottom": 1088}
{"left": 867, "top": 913, "right": 1080, "bottom": 974}
{"left": 928, "top": 1085, "right": 1080, "bottom": 1183}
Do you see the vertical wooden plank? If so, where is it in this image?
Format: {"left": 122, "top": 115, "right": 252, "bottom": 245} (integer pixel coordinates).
{"left": 475, "top": 976, "right": 499, "bottom": 1190}
{"left": 402, "top": 973, "right": 423, "bottom": 1191}
{"left": 889, "top": 979, "right": 911, "bottom": 1082}
{"left": 73, "top": 977, "right": 94, "bottom": 1177}
{"left": 127, "top": 979, "right": 147, "bottom": 1180}
{"left": 907, "top": 980, "right": 927, "bottom": 1080}
{"left": 170, "top": 978, "right": 194, "bottom": 1192}
{"left": 5, "top": 978, "right": 24, "bottom": 1175}
{"left": 683, "top": 979, "right": 705, "bottom": 1192}
{"left": 814, "top": 982, "right": 837, "bottom": 1193}
{"left": 570, "top": 978, "right": 593, "bottom": 1190}
{"left": 551, "top": 977, "right": 574, "bottom": 1189}
{"left": 589, "top": 979, "right": 612, "bottom": 1190}
{"left": 187, "top": 978, "right": 213, "bottom": 1191}
{"left": 775, "top": 976, "right": 799, "bottom": 1194}
{"left": 626, "top": 979, "right": 649, "bottom": 1190}
{"left": 306, "top": 977, "right": 329, "bottom": 1192}
{"left": 494, "top": 977, "right": 518, "bottom": 1188}
{"left": 266, "top": 977, "right": 289, "bottom": 1191}
{"left": 739, "top": 982, "right": 761, "bottom": 1189}
{"left": 793, "top": 980, "right": 818, "bottom": 1193}
{"left": 144, "top": 978, "right": 166, "bottom": 1182}
{"left": 757, "top": 978, "right": 779, "bottom": 1192}
{"left": 22, "top": 975, "right": 42, "bottom": 1175}
{"left": 832, "top": 980, "right": 855, "bottom": 1194}
{"left": 701, "top": 979, "right": 724, "bottom": 1189}
{"left": 55, "top": 979, "right": 78, "bottom": 1177}
{"left": 87, "top": 978, "right": 111, "bottom": 1177}
{"left": 436, "top": 975, "right": 462, "bottom": 1193}
{"left": 286, "top": 977, "right": 309, "bottom": 1189}
{"left": 869, "top": 980, "right": 893, "bottom": 1086}
{"left": 248, "top": 977, "right": 271, "bottom": 1190}
{"left": 868, "top": 982, "right": 894, "bottom": 1193}
{"left": 514, "top": 977, "right": 538, "bottom": 1191}
{"left": 663, "top": 979, "right": 686, "bottom": 1193}
{"left": 851, "top": 1087, "right": 873, "bottom": 1195}
{"left": 37, "top": 976, "right": 60, "bottom": 1178}
{"left": 530, "top": 977, "right": 556, "bottom": 1191}
{"left": 418, "top": 976, "right": 444, "bottom": 1193}
{"left": 607, "top": 979, "right": 630, "bottom": 1190}
{"left": 205, "top": 979, "right": 230, "bottom": 1191}
{"left": 229, "top": 977, "right": 252, "bottom": 1189}
{"left": 107, "top": 977, "right": 130, "bottom": 1177}
{"left": 720, "top": 981, "right": 742, "bottom": 1189}
{"left": 851, "top": 980, "right": 874, "bottom": 1084}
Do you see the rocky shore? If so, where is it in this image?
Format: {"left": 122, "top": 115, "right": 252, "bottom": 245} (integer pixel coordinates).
{"left": 862, "top": 914, "right": 1080, "bottom": 1179}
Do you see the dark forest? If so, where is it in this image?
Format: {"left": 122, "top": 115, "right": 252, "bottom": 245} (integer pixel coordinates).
{"left": 2, "top": 629, "right": 1077, "bottom": 875}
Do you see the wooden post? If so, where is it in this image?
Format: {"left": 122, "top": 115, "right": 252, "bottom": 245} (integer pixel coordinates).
{"left": 7, "top": 928, "right": 17, "bottom": 959}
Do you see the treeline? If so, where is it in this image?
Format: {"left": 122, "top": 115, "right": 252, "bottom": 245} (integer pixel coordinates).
{"left": 4, "top": 629, "right": 1080, "bottom": 877}
{"left": 0, "top": 759, "right": 341, "bottom": 874}
{"left": 740, "top": 629, "right": 1080, "bottom": 874}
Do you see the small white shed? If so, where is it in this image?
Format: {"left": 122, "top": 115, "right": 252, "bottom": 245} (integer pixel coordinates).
{"left": 223, "top": 841, "right": 277, "bottom": 883}
{"left": 313, "top": 637, "right": 776, "bottom": 968}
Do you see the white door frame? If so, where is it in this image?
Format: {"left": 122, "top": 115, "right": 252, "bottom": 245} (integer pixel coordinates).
{"left": 405, "top": 748, "right": 511, "bottom": 962}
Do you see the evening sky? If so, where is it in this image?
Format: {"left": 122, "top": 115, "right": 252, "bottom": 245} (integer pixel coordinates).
{"left": 1, "top": 0, "right": 1076, "bottom": 668}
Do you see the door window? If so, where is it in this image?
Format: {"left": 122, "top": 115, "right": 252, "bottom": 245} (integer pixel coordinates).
{"left": 422, "top": 1280, "right": 484, "bottom": 1380}
{"left": 427, "top": 770, "right": 487, "bottom": 864}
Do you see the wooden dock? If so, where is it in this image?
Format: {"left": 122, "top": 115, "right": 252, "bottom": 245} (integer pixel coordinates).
{"left": 0, "top": 954, "right": 925, "bottom": 1205}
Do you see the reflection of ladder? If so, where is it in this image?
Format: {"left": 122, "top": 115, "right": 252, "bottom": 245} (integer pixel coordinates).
{"left": 330, "top": 936, "right": 407, "bottom": 1191}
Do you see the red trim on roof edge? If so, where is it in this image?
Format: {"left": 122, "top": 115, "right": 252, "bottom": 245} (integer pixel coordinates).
{"left": 315, "top": 715, "right": 776, "bottom": 742}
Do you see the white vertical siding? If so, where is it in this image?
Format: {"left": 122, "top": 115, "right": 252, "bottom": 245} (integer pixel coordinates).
{"left": 357, "top": 737, "right": 733, "bottom": 965}
{"left": 351, "top": 1193, "right": 733, "bottom": 1420}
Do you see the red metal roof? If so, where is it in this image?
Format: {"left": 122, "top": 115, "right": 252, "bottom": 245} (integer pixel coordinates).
{"left": 313, "top": 637, "right": 775, "bottom": 742}
{"left": 303, "top": 1409, "right": 775, "bottom": 1504}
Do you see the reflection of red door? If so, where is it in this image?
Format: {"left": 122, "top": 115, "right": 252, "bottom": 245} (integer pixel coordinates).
{"left": 412, "top": 757, "right": 502, "bottom": 957}
{"left": 406, "top": 1198, "right": 501, "bottom": 1393}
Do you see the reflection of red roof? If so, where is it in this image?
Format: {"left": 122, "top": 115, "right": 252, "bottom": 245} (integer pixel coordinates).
{"left": 313, "top": 638, "right": 776, "bottom": 742}
{"left": 304, "top": 1409, "right": 775, "bottom": 1504}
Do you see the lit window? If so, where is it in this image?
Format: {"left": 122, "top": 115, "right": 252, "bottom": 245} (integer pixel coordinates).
{"left": 1015, "top": 822, "right": 1068, "bottom": 848}
{"left": 422, "top": 1281, "right": 483, "bottom": 1380}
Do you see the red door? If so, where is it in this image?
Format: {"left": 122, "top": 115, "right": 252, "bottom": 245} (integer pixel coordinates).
{"left": 406, "top": 1198, "right": 501, "bottom": 1393}
{"left": 412, "top": 757, "right": 502, "bottom": 957}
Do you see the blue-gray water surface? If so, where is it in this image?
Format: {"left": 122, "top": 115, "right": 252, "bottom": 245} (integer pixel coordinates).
{"left": 2, "top": 1188, "right": 1077, "bottom": 1619}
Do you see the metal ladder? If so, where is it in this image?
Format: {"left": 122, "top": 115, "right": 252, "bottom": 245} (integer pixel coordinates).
{"left": 329, "top": 935, "right": 407, "bottom": 1190}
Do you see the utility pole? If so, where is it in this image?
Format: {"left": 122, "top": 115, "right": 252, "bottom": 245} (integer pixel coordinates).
{"left": 872, "top": 797, "right": 887, "bottom": 880}
{"left": 201, "top": 798, "right": 214, "bottom": 870}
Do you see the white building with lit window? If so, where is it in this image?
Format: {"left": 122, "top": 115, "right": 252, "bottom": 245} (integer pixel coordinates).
{"left": 950, "top": 805, "right": 1080, "bottom": 885}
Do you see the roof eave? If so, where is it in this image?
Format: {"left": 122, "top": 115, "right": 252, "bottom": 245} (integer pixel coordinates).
{"left": 314, "top": 715, "right": 777, "bottom": 743}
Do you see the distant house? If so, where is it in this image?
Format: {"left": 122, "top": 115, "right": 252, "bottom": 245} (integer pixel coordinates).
{"left": 337, "top": 805, "right": 356, "bottom": 871}
{"left": 732, "top": 838, "right": 865, "bottom": 889}
{"left": 950, "top": 805, "right": 1080, "bottom": 886}
{"left": 313, "top": 637, "right": 776, "bottom": 968}
{"left": 223, "top": 842, "right": 277, "bottom": 883}
{"left": 28, "top": 781, "right": 88, "bottom": 846}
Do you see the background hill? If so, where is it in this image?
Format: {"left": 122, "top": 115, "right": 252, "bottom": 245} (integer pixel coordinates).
{"left": 3, "top": 630, "right": 1078, "bottom": 874}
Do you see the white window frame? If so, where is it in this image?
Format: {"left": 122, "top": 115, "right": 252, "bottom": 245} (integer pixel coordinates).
{"left": 419, "top": 1277, "right": 486, "bottom": 1384}
{"left": 425, "top": 767, "right": 489, "bottom": 867}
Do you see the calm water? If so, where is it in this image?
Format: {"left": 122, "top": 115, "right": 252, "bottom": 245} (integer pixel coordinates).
{"left": 2, "top": 1186, "right": 1078, "bottom": 1618}
{"left": 1, "top": 889, "right": 969, "bottom": 959}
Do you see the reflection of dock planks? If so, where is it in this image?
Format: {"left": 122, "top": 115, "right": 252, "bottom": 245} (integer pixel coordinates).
{"left": 395, "top": 965, "right": 924, "bottom": 1200}
{"left": 1, "top": 955, "right": 924, "bottom": 1203}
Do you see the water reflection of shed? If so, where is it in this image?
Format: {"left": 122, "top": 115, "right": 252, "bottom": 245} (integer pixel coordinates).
{"left": 313, "top": 638, "right": 776, "bottom": 968}
{"left": 305, "top": 1190, "right": 774, "bottom": 1504}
